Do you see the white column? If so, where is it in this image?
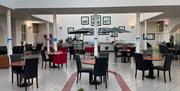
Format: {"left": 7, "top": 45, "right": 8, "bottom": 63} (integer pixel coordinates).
{"left": 7, "top": 9, "right": 12, "bottom": 55}
{"left": 46, "top": 22, "right": 50, "bottom": 52}
{"left": 94, "top": 13, "right": 98, "bottom": 57}
{"left": 135, "top": 12, "right": 141, "bottom": 53}
{"left": 144, "top": 21, "right": 147, "bottom": 50}
{"left": 53, "top": 14, "right": 58, "bottom": 51}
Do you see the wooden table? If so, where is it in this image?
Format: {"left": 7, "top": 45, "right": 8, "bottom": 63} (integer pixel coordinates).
{"left": 82, "top": 59, "right": 95, "bottom": 65}
{"left": 10, "top": 61, "right": 25, "bottom": 66}
{"left": 143, "top": 57, "right": 162, "bottom": 61}
{"left": 47, "top": 51, "right": 63, "bottom": 55}
{"left": 143, "top": 56, "right": 162, "bottom": 79}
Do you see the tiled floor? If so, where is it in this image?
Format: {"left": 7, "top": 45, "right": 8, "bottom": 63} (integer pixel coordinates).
{"left": 0, "top": 53, "right": 180, "bottom": 91}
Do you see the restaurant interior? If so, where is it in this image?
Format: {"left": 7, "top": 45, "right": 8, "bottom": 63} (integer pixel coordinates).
{"left": 0, "top": 0, "right": 180, "bottom": 91}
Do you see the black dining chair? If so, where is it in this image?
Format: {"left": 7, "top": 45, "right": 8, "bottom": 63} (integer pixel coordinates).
{"left": 99, "top": 52, "right": 109, "bottom": 78}
{"left": 93, "top": 57, "right": 108, "bottom": 89}
{"left": 40, "top": 50, "right": 50, "bottom": 69}
{"left": 75, "top": 54, "right": 93, "bottom": 83}
{"left": 153, "top": 54, "right": 174, "bottom": 82}
{"left": 20, "top": 58, "right": 39, "bottom": 91}
{"left": 114, "top": 46, "right": 122, "bottom": 62}
{"left": 69, "top": 46, "right": 75, "bottom": 59}
{"left": 10, "top": 54, "right": 23, "bottom": 85}
{"left": 133, "top": 53, "right": 153, "bottom": 80}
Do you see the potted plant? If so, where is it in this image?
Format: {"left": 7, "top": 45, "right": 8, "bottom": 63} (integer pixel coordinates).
{"left": 78, "top": 88, "right": 84, "bottom": 91}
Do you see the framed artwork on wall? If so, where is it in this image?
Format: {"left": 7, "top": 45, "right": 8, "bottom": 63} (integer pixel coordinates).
{"left": 67, "top": 27, "right": 74, "bottom": 34}
{"left": 103, "top": 16, "right": 111, "bottom": 25}
{"left": 98, "top": 28, "right": 109, "bottom": 35}
{"left": 118, "top": 26, "right": 125, "bottom": 32}
{"left": 91, "top": 15, "right": 101, "bottom": 26}
{"left": 81, "top": 16, "right": 89, "bottom": 25}
{"left": 84, "top": 30, "right": 94, "bottom": 36}
{"left": 143, "top": 33, "right": 155, "bottom": 40}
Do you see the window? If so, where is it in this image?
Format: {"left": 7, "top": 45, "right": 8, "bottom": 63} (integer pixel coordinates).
{"left": 21, "top": 24, "right": 26, "bottom": 41}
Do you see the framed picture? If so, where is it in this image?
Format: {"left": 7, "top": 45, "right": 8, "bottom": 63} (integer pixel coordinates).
{"left": 118, "top": 26, "right": 125, "bottom": 30}
{"left": 157, "top": 21, "right": 164, "bottom": 32}
{"left": 143, "top": 33, "right": 155, "bottom": 40}
{"left": 98, "top": 28, "right": 109, "bottom": 35}
{"left": 110, "top": 31, "right": 118, "bottom": 37}
{"left": 91, "top": 15, "right": 101, "bottom": 26}
{"left": 81, "top": 16, "right": 89, "bottom": 25}
{"left": 67, "top": 27, "right": 74, "bottom": 34}
{"left": 103, "top": 16, "right": 111, "bottom": 25}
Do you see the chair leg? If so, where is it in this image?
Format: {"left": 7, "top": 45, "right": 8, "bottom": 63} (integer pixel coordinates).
{"left": 94, "top": 76, "right": 97, "bottom": 89}
{"left": 11, "top": 72, "right": 13, "bottom": 83}
{"left": 58, "top": 64, "right": 60, "bottom": 69}
{"left": 164, "top": 71, "right": 166, "bottom": 82}
{"left": 104, "top": 76, "right": 107, "bottom": 88}
{"left": 100, "top": 76, "right": 102, "bottom": 83}
{"left": 169, "top": 70, "right": 171, "bottom": 81}
{"left": 24, "top": 78, "right": 27, "bottom": 91}
{"left": 66, "top": 63, "right": 67, "bottom": 68}
{"left": 45, "top": 61, "right": 47, "bottom": 70}
{"left": 31, "top": 78, "right": 33, "bottom": 84}
{"left": 142, "top": 71, "right": 144, "bottom": 80}
{"left": 76, "top": 73, "right": 79, "bottom": 83}
{"left": 79, "top": 73, "right": 82, "bottom": 80}
{"left": 157, "top": 70, "right": 159, "bottom": 78}
{"left": 36, "top": 77, "right": 38, "bottom": 88}
{"left": 135, "top": 69, "right": 137, "bottom": 78}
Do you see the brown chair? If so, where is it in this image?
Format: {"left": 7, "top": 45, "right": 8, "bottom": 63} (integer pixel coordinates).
{"left": 154, "top": 54, "right": 174, "bottom": 82}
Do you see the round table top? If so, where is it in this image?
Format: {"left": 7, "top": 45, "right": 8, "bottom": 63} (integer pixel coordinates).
{"left": 82, "top": 59, "right": 95, "bottom": 65}
{"left": 47, "top": 51, "right": 63, "bottom": 55}
{"left": 143, "top": 57, "right": 162, "bottom": 61}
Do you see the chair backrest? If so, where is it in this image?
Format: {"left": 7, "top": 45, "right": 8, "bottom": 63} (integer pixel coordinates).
{"left": 75, "top": 55, "right": 82, "bottom": 71}
{"left": 24, "top": 58, "right": 39, "bottom": 78}
{"left": 133, "top": 53, "right": 145, "bottom": 69}
{"left": 69, "top": 46, "right": 74, "bottom": 53}
{"left": 10, "top": 54, "right": 22, "bottom": 62}
{"left": 163, "top": 54, "right": 174, "bottom": 70}
{"left": 94, "top": 57, "right": 108, "bottom": 76}
{"left": 40, "top": 50, "right": 47, "bottom": 61}
{"left": 53, "top": 53, "right": 67, "bottom": 64}
{"left": 99, "top": 52, "right": 109, "bottom": 61}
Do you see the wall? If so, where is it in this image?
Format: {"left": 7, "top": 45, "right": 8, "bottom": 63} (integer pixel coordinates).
{"left": 14, "top": 0, "right": 179, "bottom": 8}
{"left": 163, "top": 17, "right": 180, "bottom": 42}
{"left": 56, "top": 14, "right": 136, "bottom": 43}
{"left": 140, "top": 22, "right": 158, "bottom": 48}
{"left": 0, "top": 14, "right": 7, "bottom": 46}
{"left": 0, "top": 0, "right": 15, "bottom": 9}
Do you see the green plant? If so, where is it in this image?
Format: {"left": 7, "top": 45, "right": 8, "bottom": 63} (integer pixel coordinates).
{"left": 78, "top": 88, "right": 84, "bottom": 91}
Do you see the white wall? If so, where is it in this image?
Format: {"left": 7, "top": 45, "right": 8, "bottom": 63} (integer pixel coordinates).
{"left": 14, "top": 0, "right": 180, "bottom": 8}
{"left": 0, "top": 0, "right": 15, "bottom": 9}
{"left": 0, "top": 14, "right": 8, "bottom": 46}
{"left": 162, "top": 17, "right": 180, "bottom": 42}
{"left": 55, "top": 14, "right": 136, "bottom": 43}
{"left": 141, "top": 22, "right": 158, "bottom": 48}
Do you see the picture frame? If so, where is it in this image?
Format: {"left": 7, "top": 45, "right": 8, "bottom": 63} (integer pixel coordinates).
{"left": 103, "top": 16, "right": 111, "bottom": 25}
{"left": 110, "top": 31, "right": 118, "bottom": 37}
{"left": 98, "top": 28, "right": 109, "bottom": 35}
{"left": 143, "top": 33, "right": 155, "bottom": 40}
{"left": 67, "top": 27, "right": 74, "bottom": 34}
{"left": 81, "top": 16, "right": 89, "bottom": 25}
{"left": 118, "top": 26, "right": 125, "bottom": 33}
{"left": 91, "top": 15, "right": 101, "bottom": 26}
